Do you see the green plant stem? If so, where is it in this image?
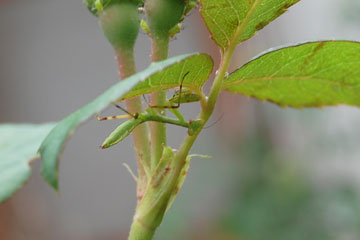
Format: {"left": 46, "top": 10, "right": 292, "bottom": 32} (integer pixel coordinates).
{"left": 131, "top": 1, "right": 284, "bottom": 239}
{"left": 169, "top": 32, "right": 241, "bottom": 186}
{"left": 116, "top": 49, "right": 152, "bottom": 194}
{"left": 128, "top": 43, "right": 236, "bottom": 239}
{"left": 165, "top": 46, "right": 236, "bottom": 208}
{"left": 128, "top": 219, "right": 155, "bottom": 240}
{"left": 127, "top": 3, "right": 249, "bottom": 237}
{"left": 149, "top": 34, "right": 169, "bottom": 170}
{"left": 128, "top": 34, "right": 170, "bottom": 240}
{"left": 128, "top": 8, "right": 244, "bottom": 236}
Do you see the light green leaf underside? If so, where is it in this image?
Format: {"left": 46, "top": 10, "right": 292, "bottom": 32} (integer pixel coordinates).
{"left": 0, "top": 123, "right": 55, "bottom": 203}
{"left": 200, "top": 0, "right": 300, "bottom": 49}
{"left": 38, "top": 53, "right": 200, "bottom": 190}
{"left": 121, "top": 54, "right": 213, "bottom": 100}
{"left": 223, "top": 41, "right": 360, "bottom": 108}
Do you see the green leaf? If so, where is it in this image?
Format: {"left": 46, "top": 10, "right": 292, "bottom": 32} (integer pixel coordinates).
{"left": 199, "top": 0, "right": 300, "bottom": 49}
{"left": 121, "top": 54, "right": 213, "bottom": 100}
{"left": 223, "top": 41, "right": 360, "bottom": 108}
{"left": 0, "top": 123, "right": 55, "bottom": 203}
{"left": 38, "top": 53, "right": 201, "bottom": 190}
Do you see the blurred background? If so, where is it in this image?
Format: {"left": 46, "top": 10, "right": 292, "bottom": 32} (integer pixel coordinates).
{"left": 1, "top": 0, "right": 360, "bottom": 239}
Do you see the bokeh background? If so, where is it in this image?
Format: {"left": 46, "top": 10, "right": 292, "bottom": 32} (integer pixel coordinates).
{"left": 1, "top": 0, "right": 360, "bottom": 239}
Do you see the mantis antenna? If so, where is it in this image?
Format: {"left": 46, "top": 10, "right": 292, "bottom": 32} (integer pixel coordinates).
{"left": 96, "top": 104, "right": 138, "bottom": 121}
{"left": 97, "top": 71, "right": 200, "bottom": 121}
{"left": 149, "top": 71, "right": 190, "bottom": 109}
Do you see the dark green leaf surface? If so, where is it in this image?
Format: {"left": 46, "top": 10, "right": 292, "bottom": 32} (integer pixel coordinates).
{"left": 0, "top": 123, "right": 55, "bottom": 203}
{"left": 121, "top": 54, "right": 213, "bottom": 100}
{"left": 39, "top": 53, "right": 200, "bottom": 190}
{"left": 223, "top": 41, "right": 360, "bottom": 107}
{"left": 199, "top": 0, "right": 300, "bottom": 49}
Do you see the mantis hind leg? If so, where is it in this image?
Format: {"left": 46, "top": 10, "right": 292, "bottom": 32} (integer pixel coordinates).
{"left": 96, "top": 104, "right": 139, "bottom": 121}
{"left": 96, "top": 114, "right": 133, "bottom": 121}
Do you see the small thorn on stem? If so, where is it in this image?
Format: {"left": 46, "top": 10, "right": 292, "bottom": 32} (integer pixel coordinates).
{"left": 123, "top": 163, "right": 139, "bottom": 182}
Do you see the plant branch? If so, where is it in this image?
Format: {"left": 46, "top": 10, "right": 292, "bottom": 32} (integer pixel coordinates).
{"left": 149, "top": 34, "right": 170, "bottom": 170}
{"left": 128, "top": 3, "right": 245, "bottom": 236}
{"left": 127, "top": 34, "right": 238, "bottom": 240}
{"left": 164, "top": 47, "right": 234, "bottom": 204}
{"left": 116, "top": 49, "right": 152, "bottom": 193}
{"left": 127, "top": 33, "right": 171, "bottom": 240}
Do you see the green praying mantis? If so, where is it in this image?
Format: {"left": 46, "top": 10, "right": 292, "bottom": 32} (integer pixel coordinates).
{"left": 97, "top": 72, "right": 203, "bottom": 148}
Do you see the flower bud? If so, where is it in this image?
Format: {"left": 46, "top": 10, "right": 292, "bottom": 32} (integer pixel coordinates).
{"left": 145, "top": 0, "right": 185, "bottom": 36}
{"left": 99, "top": 1, "right": 140, "bottom": 51}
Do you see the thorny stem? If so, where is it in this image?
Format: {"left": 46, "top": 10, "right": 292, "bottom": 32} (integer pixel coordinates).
{"left": 128, "top": 34, "right": 170, "bottom": 240}
{"left": 116, "top": 49, "right": 152, "bottom": 195}
{"left": 128, "top": 45, "right": 236, "bottom": 240}
{"left": 128, "top": 3, "right": 253, "bottom": 237}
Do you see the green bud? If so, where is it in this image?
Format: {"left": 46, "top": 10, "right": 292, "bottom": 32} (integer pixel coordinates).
{"left": 84, "top": 0, "right": 144, "bottom": 16}
{"left": 140, "top": 19, "right": 152, "bottom": 36}
{"left": 99, "top": 2, "right": 140, "bottom": 51}
{"left": 83, "top": 0, "right": 116, "bottom": 16}
{"left": 83, "top": 0, "right": 99, "bottom": 16}
{"left": 169, "top": 23, "right": 182, "bottom": 38}
{"left": 184, "top": 0, "right": 197, "bottom": 15}
{"left": 94, "top": 0, "right": 104, "bottom": 13}
{"left": 145, "top": 0, "right": 185, "bottom": 36}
